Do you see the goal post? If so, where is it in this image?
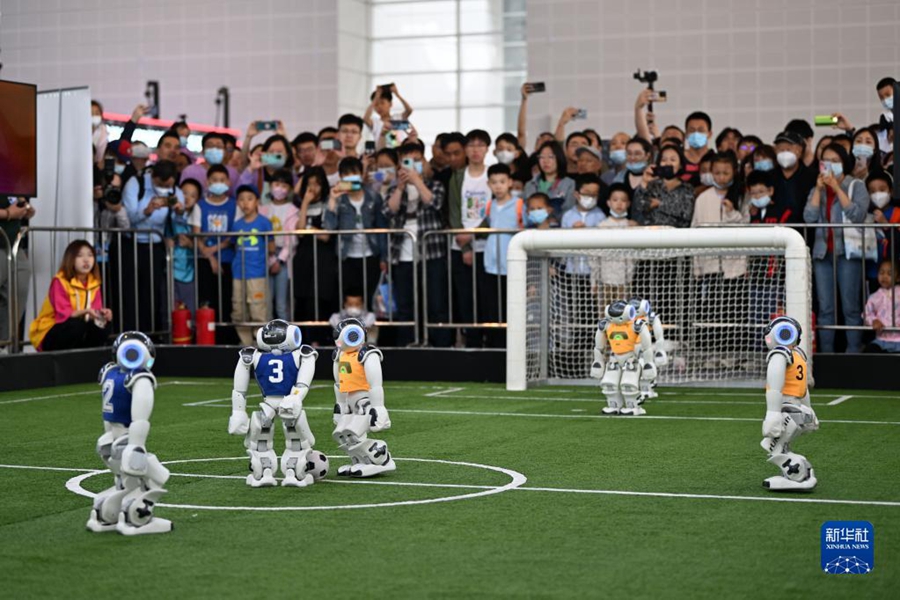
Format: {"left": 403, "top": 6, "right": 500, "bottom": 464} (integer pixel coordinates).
{"left": 506, "top": 226, "right": 811, "bottom": 391}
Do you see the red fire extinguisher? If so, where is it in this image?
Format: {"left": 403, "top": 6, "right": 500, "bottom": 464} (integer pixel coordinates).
{"left": 172, "top": 303, "right": 192, "bottom": 345}
{"left": 196, "top": 304, "right": 216, "bottom": 345}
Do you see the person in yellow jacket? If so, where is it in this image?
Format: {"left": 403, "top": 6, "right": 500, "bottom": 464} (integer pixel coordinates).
{"left": 30, "top": 240, "right": 112, "bottom": 351}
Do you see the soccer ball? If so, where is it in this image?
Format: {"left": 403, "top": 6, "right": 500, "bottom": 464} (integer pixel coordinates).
{"left": 305, "top": 450, "right": 329, "bottom": 481}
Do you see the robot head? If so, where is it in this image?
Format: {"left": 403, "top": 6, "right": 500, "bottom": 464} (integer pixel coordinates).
{"left": 764, "top": 316, "right": 802, "bottom": 350}
{"left": 256, "top": 319, "right": 302, "bottom": 354}
{"left": 334, "top": 318, "right": 367, "bottom": 350}
{"left": 605, "top": 300, "right": 636, "bottom": 325}
{"left": 113, "top": 331, "right": 155, "bottom": 371}
{"left": 627, "top": 297, "right": 651, "bottom": 317}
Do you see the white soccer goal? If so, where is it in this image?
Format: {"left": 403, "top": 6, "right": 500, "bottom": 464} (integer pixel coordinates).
{"left": 506, "top": 227, "right": 811, "bottom": 390}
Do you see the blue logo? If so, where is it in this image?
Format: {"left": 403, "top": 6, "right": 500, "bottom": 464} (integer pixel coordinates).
{"left": 821, "top": 521, "right": 874, "bottom": 574}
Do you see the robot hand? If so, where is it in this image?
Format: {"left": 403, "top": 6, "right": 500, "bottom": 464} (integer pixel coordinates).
{"left": 640, "top": 362, "right": 657, "bottom": 382}
{"left": 762, "top": 410, "right": 784, "bottom": 438}
{"left": 589, "top": 361, "right": 605, "bottom": 380}
{"left": 278, "top": 396, "right": 303, "bottom": 421}
{"left": 369, "top": 406, "right": 392, "bottom": 432}
{"left": 228, "top": 410, "right": 250, "bottom": 435}
{"left": 654, "top": 349, "right": 669, "bottom": 367}
{"left": 121, "top": 444, "right": 149, "bottom": 477}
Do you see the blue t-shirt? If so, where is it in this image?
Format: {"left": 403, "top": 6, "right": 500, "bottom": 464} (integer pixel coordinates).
{"left": 231, "top": 214, "right": 273, "bottom": 280}
{"left": 484, "top": 198, "right": 523, "bottom": 276}
{"left": 168, "top": 210, "right": 194, "bottom": 283}
{"left": 255, "top": 352, "right": 299, "bottom": 398}
{"left": 197, "top": 197, "right": 237, "bottom": 264}
{"left": 100, "top": 367, "right": 146, "bottom": 426}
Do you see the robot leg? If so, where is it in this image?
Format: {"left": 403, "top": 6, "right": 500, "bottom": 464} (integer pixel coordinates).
{"left": 600, "top": 362, "right": 624, "bottom": 415}
{"left": 116, "top": 453, "right": 173, "bottom": 536}
{"left": 87, "top": 433, "right": 128, "bottom": 533}
{"left": 332, "top": 409, "right": 397, "bottom": 478}
{"left": 246, "top": 404, "right": 278, "bottom": 487}
{"left": 332, "top": 412, "right": 369, "bottom": 476}
{"left": 620, "top": 359, "right": 645, "bottom": 416}
{"left": 280, "top": 411, "right": 314, "bottom": 488}
{"left": 761, "top": 403, "right": 818, "bottom": 491}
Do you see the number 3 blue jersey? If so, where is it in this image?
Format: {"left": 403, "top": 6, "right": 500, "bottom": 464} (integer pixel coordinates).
{"left": 255, "top": 353, "right": 299, "bottom": 398}
{"left": 101, "top": 368, "right": 134, "bottom": 426}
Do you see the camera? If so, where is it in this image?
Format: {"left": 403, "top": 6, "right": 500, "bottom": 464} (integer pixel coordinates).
{"left": 633, "top": 69, "right": 658, "bottom": 85}
{"left": 103, "top": 185, "right": 122, "bottom": 205}
{"left": 166, "top": 193, "right": 178, "bottom": 207}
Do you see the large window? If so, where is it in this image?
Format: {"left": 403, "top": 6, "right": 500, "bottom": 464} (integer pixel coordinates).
{"left": 370, "top": 0, "right": 526, "bottom": 144}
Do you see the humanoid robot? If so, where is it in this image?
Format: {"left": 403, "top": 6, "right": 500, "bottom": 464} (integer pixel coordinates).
{"left": 760, "top": 316, "right": 818, "bottom": 491}
{"left": 229, "top": 319, "right": 326, "bottom": 488}
{"left": 590, "top": 301, "right": 656, "bottom": 416}
{"left": 331, "top": 317, "right": 395, "bottom": 477}
{"left": 87, "top": 331, "right": 172, "bottom": 536}
{"left": 628, "top": 297, "right": 668, "bottom": 401}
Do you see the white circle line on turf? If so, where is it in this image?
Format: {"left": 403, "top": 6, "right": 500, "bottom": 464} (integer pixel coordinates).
{"left": 64, "top": 456, "right": 527, "bottom": 512}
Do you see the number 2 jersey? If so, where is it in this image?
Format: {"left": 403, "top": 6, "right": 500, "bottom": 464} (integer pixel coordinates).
{"left": 99, "top": 363, "right": 157, "bottom": 427}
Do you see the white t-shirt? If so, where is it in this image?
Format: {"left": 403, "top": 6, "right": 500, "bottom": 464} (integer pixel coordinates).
{"left": 454, "top": 167, "right": 490, "bottom": 252}
{"left": 346, "top": 197, "right": 372, "bottom": 258}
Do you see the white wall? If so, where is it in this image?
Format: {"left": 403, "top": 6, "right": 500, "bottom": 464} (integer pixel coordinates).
{"left": 524, "top": 0, "right": 900, "bottom": 146}
{"left": 0, "top": 0, "right": 350, "bottom": 137}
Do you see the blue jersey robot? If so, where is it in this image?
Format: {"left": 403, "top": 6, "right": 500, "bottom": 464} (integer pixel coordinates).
{"left": 228, "top": 319, "right": 325, "bottom": 487}
{"left": 87, "top": 331, "right": 172, "bottom": 536}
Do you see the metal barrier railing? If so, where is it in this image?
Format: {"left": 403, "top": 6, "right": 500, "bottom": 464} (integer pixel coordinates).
{"left": 0, "top": 228, "right": 13, "bottom": 349}
{"left": 2, "top": 222, "right": 897, "bottom": 353}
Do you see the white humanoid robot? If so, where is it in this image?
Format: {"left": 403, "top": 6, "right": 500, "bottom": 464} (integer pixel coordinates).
{"left": 590, "top": 301, "right": 656, "bottom": 416}
{"left": 628, "top": 297, "right": 668, "bottom": 402}
{"left": 228, "top": 319, "right": 327, "bottom": 488}
{"left": 331, "top": 317, "right": 396, "bottom": 477}
{"left": 760, "top": 316, "right": 818, "bottom": 491}
{"left": 87, "top": 331, "right": 172, "bottom": 536}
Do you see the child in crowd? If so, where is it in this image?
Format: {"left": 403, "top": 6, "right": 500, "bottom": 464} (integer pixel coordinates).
{"left": 368, "top": 148, "right": 398, "bottom": 197}
{"left": 594, "top": 183, "right": 636, "bottom": 308}
{"left": 329, "top": 293, "right": 378, "bottom": 344}
{"left": 230, "top": 185, "right": 274, "bottom": 345}
{"left": 525, "top": 192, "right": 554, "bottom": 229}
{"left": 865, "top": 260, "right": 900, "bottom": 353}
{"left": 169, "top": 178, "right": 200, "bottom": 313}
{"left": 30, "top": 240, "right": 112, "bottom": 351}
{"left": 260, "top": 169, "right": 298, "bottom": 321}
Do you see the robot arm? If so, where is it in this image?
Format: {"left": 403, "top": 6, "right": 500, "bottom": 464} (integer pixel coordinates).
{"left": 121, "top": 377, "right": 154, "bottom": 477}
{"left": 362, "top": 348, "right": 391, "bottom": 432}
{"left": 651, "top": 314, "right": 668, "bottom": 366}
{"left": 590, "top": 322, "right": 608, "bottom": 379}
{"left": 280, "top": 347, "right": 319, "bottom": 421}
{"left": 763, "top": 351, "right": 789, "bottom": 438}
{"left": 637, "top": 321, "right": 657, "bottom": 381}
{"left": 228, "top": 348, "right": 255, "bottom": 435}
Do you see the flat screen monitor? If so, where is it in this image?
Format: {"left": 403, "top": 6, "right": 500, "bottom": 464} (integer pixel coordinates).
{"left": 0, "top": 80, "right": 38, "bottom": 197}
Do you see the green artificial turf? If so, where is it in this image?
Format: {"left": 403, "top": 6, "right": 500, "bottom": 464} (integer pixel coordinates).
{"left": 0, "top": 379, "right": 897, "bottom": 598}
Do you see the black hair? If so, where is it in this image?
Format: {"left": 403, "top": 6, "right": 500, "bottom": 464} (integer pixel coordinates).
{"left": 738, "top": 134, "right": 763, "bottom": 149}
{"left": 574, "top": 173, "right": 602, "bottom": 191}
{"left": 487, "top": 163, "right": 511, "bottom": 178}
{"left": 375, "top": 148, "right": 399, "bottom": 164}
{"left": 785, "top": 119, "right": 814, "bottom": 140}
{"left": 565, "top": 131, "right": 590, "bottom": 147}
{"left": 465, "top": 129, "right": 492, "bottom": 147}
{"left": 821, "top": 142, "right": 854, "bottom": 177}
{"left": 685, "top": 111, "right": 712, "bottom": 130}
{"left": 318, "top": 126, "right": 338, "bottom": 138}
{"left": 291, "top": 131, "right": 319, "bottom": 147}
{"left": 172, "top": 120, "right": 190, "bottom": 133}
{"left": 338, "top": 156, "right": 363, "bottom": 176}
{"left": 370, "top": 87, "right": 393, "bottom": 102}
{"left": 495, "top": 132, "right": 521, "bottom": 149}
{"left": 201, "top": 132, "right": 224, "bottom": 148}
{"left": 852, "top": 126, "right": 882, "bottom": 155}
{"left": 338, "top": 113, "right": 364, "bottom": 130}
{"left": 865, "top": 170, "right": 894, "bottom": 190}
{"left": 236, "top": 184, "right": 259, "bottom": 199}
{"left": 746, "top": 170, "right": 775, "bottom": 189}
{"left": 435, "top": 132, "right": 448, "bottom": 145}
{"left": 399, "top": 139, "right": 426, "bottom": 155}
{"left": 261, "top": 134, "right": 294, "bottom": 172}
{"left": 526, "top": 192, "right": 550, "bottom": 206}
{"left": 583, "top": 128, "right": 602, "bottom": 146}
{"left": 656, "top": 143, "right": 686, "bottom": 174}
{"left": 876, "top": 77, "right": 896, "bottom": 91}
{"left": 91, "top": 99, "right": 103, "bottom": 113}
{"left": 536, "top": 140, "right": 569, "bottom": 179}
{"left": 207, "top": 164, "right": 230, "bottom": 180}
{"left": 179, "top": 177, "right": 202, "bottom": 196}
{"left": 752, "top": 144, "right": 777, "bottom": 164}
{"left": 441, "top": 132, "right": 467, "bottom": 150}
{"left": 607, "top": 182, "right": 632, "bottom": 202}
{"left": 626, "top": 136, "right": 653, "bottom": 155}
{"left": 221, "top": 133, "right": 237, "bottom": 148}
{"left": 715, "top": 127, "right": 742, "bottom": 149}
{"left": 295, "top": 166, "right": 330, "bottom": 208}
{"left": 270, "top": 168, "right": 294, "bottom": 186}
{"left": 150, "top": 160, "right": 177, "bottom": 182}
{"left": 711, "top": 150, "right": 742, "bottom": 208}
{"left": 157, "top": 130, "right": 180, "bottom": 147}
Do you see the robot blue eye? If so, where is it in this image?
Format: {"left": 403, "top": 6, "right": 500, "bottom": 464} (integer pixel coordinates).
{"left": 348, "top": 331, "right": 360, "bottom": 343}
{"left": 125, "top": 348, "right": 140, "bottom": 361}
{"left": 774, "top": 323, "right": 797, "bottom": 344}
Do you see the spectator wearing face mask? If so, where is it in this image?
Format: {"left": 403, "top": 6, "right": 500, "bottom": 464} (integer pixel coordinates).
{"left": 683, "top": 111, "right": 713, "bottom": 187}
{"left": 494, "top": 132, "right": 528, "bottom": 177}
{"left": 633, "top": 144, "right": 694, "bottom": 228}
{"left": 614, "top": 137, "right": 653, "bottom": 196}
{"left": 850, "top": 127, "right": 882, "bottom": 182}
{"left": 773, "top": 130, "right": 816, "bottom": 224}
{"left": 601, "top": 132, "right": 630, "bottom": 186}
{"left": 259, "top": 169, "right": 298, "bottom": 321}
{"left": 866, "top": 171, "right": 899, "bottom": 266}
{"left": 181, "top": 132, "right": 240, "bottom": 197}
{"left": 239, "top": 125, "right": 296, "bottom": 205}
{"left": 804, "top": 143, "right": 871, "bottom": 353}
{"left": 784, "top": 119, "right": 816, "bottom": 167}
{"left": 875, "top": 77, "right": 895, "bottom": 160}
{"left": 91, "top": 100, "right": 108, "bottom": 169}
{"left": 368, "top": 148, "right": 398, "bottom": 198}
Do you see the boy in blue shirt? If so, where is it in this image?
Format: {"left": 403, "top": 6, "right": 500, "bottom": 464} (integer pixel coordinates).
{"left": 231, "top": 185, "right": 274, "bottom": 345}
{"left": 479, "top": 163, "right": 523, "bottom": 347}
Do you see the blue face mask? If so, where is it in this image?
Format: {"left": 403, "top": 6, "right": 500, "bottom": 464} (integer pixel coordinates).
{"left": 713, "top": 179, "right": 732, "bottom": 190}
{"left": 609, "top": 149, "right": 627, "bottom": 165}
{"left": 824, "top": 161, "right": 844, "bottom": 177}
{"left": 343, "top": 174, "right": 362, "bottom": 183}
{"left": 208, "top": 182, "right": 229, "bottom": 196}
{"left": 751, "top": 195, "right": 771, "bottom": 208}
{"left": 754, "top": 159, "right": 774, "bottom": 172}
{"left": 883, "top": 96, "right": 894, "bottom": 111}
{"left": 262, "top": 153, "right": 286, "bottom": 168}
{"left": 511, "top": 189, "right": 523, "bottom": 200}
{"left": 373, "top": 167, "right": 395, "bottom": 183}
{"left": 204, "top": 148, "right": 224, "bottom": 165}
{"left": 626, "top": 161, "right": 647, "bottom": 174}
{"left": 413, "top": 161, "right": 424, "bottom": 174}
{"left": 528, "top": 208, "right": 549, "bottom": 225}
{"left": 179, "top": 135, "right": 189, "bottom": 147}
{"left": 687, "top": 132, "right": 708, "bottom": 149}
{"left": 114, "top": 163, "right": 126, "bottom": 175}
{"left": 852, "top": 144, "right": 874, "bottom": 159}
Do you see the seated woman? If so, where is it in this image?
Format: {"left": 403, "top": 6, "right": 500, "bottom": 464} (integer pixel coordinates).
{"left": 30, "top": 240, "right": 112, "bottom": 351}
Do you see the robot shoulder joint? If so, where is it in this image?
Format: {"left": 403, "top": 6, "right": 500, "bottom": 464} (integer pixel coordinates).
{"left": 124, "top": 369, "right": 157, "bottom": 391}
{"left": 238, "top": 346, "right": 256, "bottom": 366}
{"left": 299, "top": 344, "right": 318, "bottom": 359}
{"left": 766, "top": 346, "right": 793, "bottom": 365}
{"left": 98, "top": 362, "right": 117, "bottom": 384}
{"left": 358, "top": 345, "right": 383, "bottom": 364}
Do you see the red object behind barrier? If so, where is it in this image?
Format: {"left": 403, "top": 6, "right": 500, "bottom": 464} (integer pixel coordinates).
{"left": 195, "top": 306, "right": 216, "bottom": 346}
{"left": 172, "top": 305, "right": 192, "bottom": 345}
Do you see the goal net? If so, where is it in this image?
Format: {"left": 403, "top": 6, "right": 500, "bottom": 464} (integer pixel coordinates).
{"left": 506, "top": 227, "right": 811, "bottom": 390}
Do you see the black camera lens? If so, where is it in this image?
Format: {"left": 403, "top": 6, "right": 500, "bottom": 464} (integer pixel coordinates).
{"left": 104, "top": 186, "right": 122, "bottom": 204}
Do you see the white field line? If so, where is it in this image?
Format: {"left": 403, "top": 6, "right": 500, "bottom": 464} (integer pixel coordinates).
{"left": 0, "top": 380, "right": 219, "bottom": 406}
{"left": 828, "top": 395, "right": 854, "bottom": 406}
{"left": 424, "top": 387, "right": 465, "bottom": 397}
{"left": 1, "top": 462, "right": 897, "bottom": 508}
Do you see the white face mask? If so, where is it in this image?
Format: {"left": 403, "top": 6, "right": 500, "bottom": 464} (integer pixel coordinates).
{"left": 610, "top": 209, "right": 628, "bottom": 219}
{"left": 777, "top": 151, "right": 797, "bottom": 169}
{"left": 871, "top": 191, "right": 891, "bottom": 209}
{"left": 345, "top": 306, "right": 362, "bottom": 317}
{"left": 578, "top": 196, "right": 597, "bottom": 210}
{"left": 699, "top": 172, "right": 715, "bottom": 187}
{"left": 495, "top": 150, "right": 516, "bottom": 165}
{"left": 91, "top": 115, "right": 103, "bottom": 128}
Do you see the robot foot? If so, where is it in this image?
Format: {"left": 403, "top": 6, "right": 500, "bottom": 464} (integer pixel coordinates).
{"left": 763, "top": 469, "right": 817, "bottom": 492}
{"left": 86, "top": 509, "right": 118, "bottom": 533}
{"left": 337, "top": 464, "right": 353, "bottom": 476}
{"left": 350, "top": 458, "right": 397, "bottom": 478}
{"left": 116, "top": 512, "right": 173, "bottom": 536}
{"left": 246, "top": 468, "right": 277, "bottom": 487}
{"left": 281, "top": 470, "right": 314, "bottom": 488}
{"left": 601, "top": 407, "right": 620, "bottom": 415}
{"left": 621, "top": 406, "right": 647, "bottom": 416}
